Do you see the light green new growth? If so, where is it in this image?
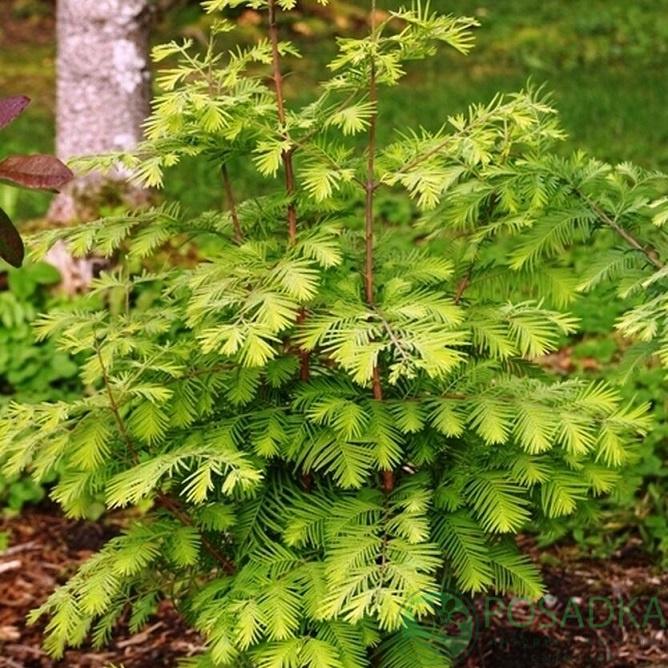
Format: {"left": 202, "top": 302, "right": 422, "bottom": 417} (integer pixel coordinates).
{"left": 1, "top": 1, "right": 661, "bottom": 666}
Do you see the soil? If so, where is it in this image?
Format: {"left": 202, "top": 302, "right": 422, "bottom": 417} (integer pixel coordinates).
{"left": 0, "top": 507, "right": 204, "bottom": 667}
{"left": 1, "top": 508, "right": 667, "bottom": 667}
{"left": 463, "top": 538, "right": 668, "bottom": 668}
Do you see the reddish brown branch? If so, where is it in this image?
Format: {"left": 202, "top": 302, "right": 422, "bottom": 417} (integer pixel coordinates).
{"left": 371, "top": 366, "right": 382, "bottom": 400}
{"left": 94, "top": 334, "right": 139, "bottom": 465}
{"left": 267, "top": 1, "right": 310, "bottom": 383}
{"left": 454, "top": 266, "right": 474, "bottom": 305}
{"left": 94, "top": 334, "right": 235, "bottom": 575}
{"left": 577, "top": 189, "right": 665, "bottom": 271}
{"left": 268, "top": 0, "right": 298, "bottom": 244}
{"left": 157, "top": 493, "right": 235, "bottom": 574}
{"left": 364, "top": 75, "right": 377, "bottom": 305}
{"left": 268, "top": 1, "right": 312, "bottom": 493}
{"left": 364, "top": 8, "right": 394, "bottom": 493}
{"left": 222, "top": 163, "right": 243, "bottom": 243}
{"left": 366, "top": 73, "right": 384, "bottom": 414}
{"left": 298, "top": 306, "right": 312, "bottom": 489}
{"left": 454, "top": 276, "right": 470, "bottom": 304}
{"left": 297, "top": 308, "right": 311, "bottom": 381}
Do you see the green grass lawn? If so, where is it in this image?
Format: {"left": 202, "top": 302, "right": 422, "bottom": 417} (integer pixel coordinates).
{"left": 424, "top": 0, "right": 668, "bottom": 167}
{"left": 163, "top": 0, "right": 668, "bottom": 212}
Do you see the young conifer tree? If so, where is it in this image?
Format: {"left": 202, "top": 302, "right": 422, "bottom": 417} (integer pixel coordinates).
{"left": 0, "top": 2, "right": 653, "bottom": 666}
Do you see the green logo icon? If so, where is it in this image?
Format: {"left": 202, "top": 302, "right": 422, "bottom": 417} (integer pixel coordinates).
{"left": 435, "top": 590, "right": 478, "bottom": 661}
{"left": 405, "top": 590, "right": 479, "bottom": 661}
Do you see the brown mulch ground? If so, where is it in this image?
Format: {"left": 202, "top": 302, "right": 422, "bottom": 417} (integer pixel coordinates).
{"left": 1, "top": 508, "right": 668, "bottom": 667}
{"left": 464, "top": 538, "right": 668, "bottom": 668}
{"left": 0, "top": 508, "right": 204, "bottom": 667}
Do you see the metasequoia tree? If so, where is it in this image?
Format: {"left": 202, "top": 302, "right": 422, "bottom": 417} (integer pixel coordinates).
{"left": 47, "top": 0, "right": 151, "bottom": 292}
{"left": 0, "top": 2, "right": 654, "bottom": 666}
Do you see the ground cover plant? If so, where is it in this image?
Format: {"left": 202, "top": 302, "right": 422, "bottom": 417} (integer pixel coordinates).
{"left": 0, "top": 260, "right": 81, "bottom": 511}
{"left": 0, "top": 1, "right": 664, "bottom": 667}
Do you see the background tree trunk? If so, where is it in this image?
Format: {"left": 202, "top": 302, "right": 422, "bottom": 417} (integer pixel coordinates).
{"left": 47, "top": 0, "right": 151, "bottom": 293}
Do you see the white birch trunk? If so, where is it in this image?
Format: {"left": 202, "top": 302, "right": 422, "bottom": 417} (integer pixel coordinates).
{"left": 48, "top": 0, "right": 151, "bottom": 294}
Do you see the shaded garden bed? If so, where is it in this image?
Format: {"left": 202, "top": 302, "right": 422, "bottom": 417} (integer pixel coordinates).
{"left": 0, "top": 508, "right": 203, "bottom": 667}
{"left": 465, "top": 538, "right": 668, "bottom": 667}
{"left": 1, "top": 509, "right": 667, "bottom": 667}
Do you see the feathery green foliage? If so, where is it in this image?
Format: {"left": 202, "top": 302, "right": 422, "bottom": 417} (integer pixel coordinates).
{"left": 0, "top": 1, "right": 655, "bottom": 666}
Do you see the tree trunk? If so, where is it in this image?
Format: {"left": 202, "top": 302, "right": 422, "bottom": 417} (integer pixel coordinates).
{"left": 48, "top": 0, "right": 151, "bottom": 293}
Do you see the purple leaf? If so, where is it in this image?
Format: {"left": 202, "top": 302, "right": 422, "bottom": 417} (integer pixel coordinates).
{"left": 0, "top": 96, "right": 31, "bottom": 130}
{"left": 0, "top": 154, "right": 73, "bottom": 190}
{"left": 0, "top": 207, "right": 25, "bottom": 268}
